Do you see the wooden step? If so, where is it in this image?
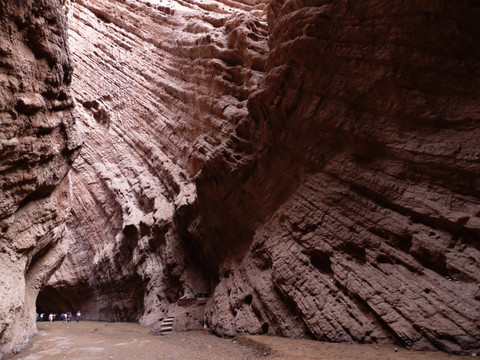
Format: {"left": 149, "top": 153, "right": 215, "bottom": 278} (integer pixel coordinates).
{"left": 158, "top": 316, "right": 174, "bottom": 335}
{"left": 150, "top": 315, "right": 175, "bottom": 336}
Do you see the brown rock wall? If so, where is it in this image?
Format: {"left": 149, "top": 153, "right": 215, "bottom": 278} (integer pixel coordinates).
{"left": 0, "top": 0, "right": 79, "bottom": 355}
{"left": 40, "top": 0, "right": 268, "bottom": 327}
{"left": 203, "top": 0, "right": 480, "bottom": 354}
{"left": 25, "top": 0, "right": 480, "bottom": 356}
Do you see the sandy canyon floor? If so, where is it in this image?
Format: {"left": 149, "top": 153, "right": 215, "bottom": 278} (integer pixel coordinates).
{"left": 8, "top": 321, "right": 473, "bottom": 360}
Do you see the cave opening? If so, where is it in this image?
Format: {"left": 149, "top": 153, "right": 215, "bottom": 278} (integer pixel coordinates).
{"left": 36, "top": 285, "right": 83, "bottom": 315}
{"left": 309, "top": 249, "right": 333, "bottom": 274}
{"left": 36, "top": 274, "right": 146, "bottom": 322}
{"left": 262, "top": 322, "right": 269, "bottom": 334}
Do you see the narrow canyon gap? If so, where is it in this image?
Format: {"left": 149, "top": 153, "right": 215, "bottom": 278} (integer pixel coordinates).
{"left": 1, "top": 0, "right": 480, "bottom": 357}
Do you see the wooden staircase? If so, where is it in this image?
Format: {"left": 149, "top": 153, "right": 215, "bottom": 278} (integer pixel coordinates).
{"left": 150, "top": 304, "right": 177, "bottom": 336}
{"left": 151, "top": 294, "right": 210, "bottom": 336}
{"left": 157, "top": 316, "right": 174, "bottom": 335}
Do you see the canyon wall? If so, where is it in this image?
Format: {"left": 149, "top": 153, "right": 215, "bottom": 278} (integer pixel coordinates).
{"left": 36, "top": 0, "right": 269, "bottom": 326}
{"left": 0, "top": 0, "right": 80, "bottom": 354}
{"left": 201, "top": 0, "right": 480, "bottom": 354}
{"left": 28, "top": 0, "right": 480, "bottom": 356}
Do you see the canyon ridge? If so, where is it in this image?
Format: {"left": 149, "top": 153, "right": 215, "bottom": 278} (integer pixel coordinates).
{"left": 1, "top": 0, "right": 479, "bottom": 357}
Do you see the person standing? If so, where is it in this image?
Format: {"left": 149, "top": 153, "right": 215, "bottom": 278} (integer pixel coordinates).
{"left": 76, "top": 311, "right": 81, "bottom": 323}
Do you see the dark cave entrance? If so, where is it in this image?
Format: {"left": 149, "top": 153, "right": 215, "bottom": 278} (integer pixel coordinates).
{"left": 36, "top": 275, "right": 146, "bottom": 322}
{"left": 36, "top": 284, "right": 92, "bottom": 315}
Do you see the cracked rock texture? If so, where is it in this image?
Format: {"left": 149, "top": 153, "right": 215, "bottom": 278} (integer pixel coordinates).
{"left": 203, "top": 0, "right": 480, "bottom": 354}
{"left": 0, "top": 0, "right": 80, "bottom": 355}
{"left": 25, "top": 0, "right": 480, "bottom": 356}
{"left": 36, "top": 0, "right": 269, "bottom": 327}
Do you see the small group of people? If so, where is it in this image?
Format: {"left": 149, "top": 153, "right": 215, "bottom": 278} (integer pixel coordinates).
{"left": 37, "top": 311, "right": 82, "bottom": 323}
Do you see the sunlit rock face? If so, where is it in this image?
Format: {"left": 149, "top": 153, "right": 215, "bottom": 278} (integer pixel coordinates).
{"left": 38, "top": 0, "right": 268, "bottom": 325}
{"left": 0, "top": 0, "right": 80, "bottom": 355}
{"left": 37, "top": 0, "right": 480, "bottom": 356}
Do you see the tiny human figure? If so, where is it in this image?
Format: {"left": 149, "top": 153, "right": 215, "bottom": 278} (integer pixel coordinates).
{"left": 76, "top": 311, "right": 81, "bottom": 323}
{"left": 68, "top": 312, "right": 72, "bottom": 322}
{"left": 48, "top": 313, "right": 53, "bottom": 322}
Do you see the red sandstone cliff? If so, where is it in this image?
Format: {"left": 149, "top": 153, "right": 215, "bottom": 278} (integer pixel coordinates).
{"left": 200, "top": 0, "right": 480, "bottom": 353}
{"left": 5, "top": 0, "right": 479, "bottom": 356}
{"left": 36, "top": 0, "right": 269, "bottom": 326}
{"left": 0, "top": 0, "right": 80, "bottom": 354}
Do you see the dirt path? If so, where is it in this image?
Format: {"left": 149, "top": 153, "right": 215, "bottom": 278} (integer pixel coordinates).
{"left": 8, "top": 322, "right": 473, "bottom": 360}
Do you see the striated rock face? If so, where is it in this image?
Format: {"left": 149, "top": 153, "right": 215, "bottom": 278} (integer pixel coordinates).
{"left": 203, "top": 0, "right": 480, "bottom": 354}
{"left": 36, "top": 0, "right": 268, "bottom": 326}
{"left": 0, "top": 0, "right": 80, "bottom": 355}
{"left": 33, "top": 0, "right": 480, "bottom": 356}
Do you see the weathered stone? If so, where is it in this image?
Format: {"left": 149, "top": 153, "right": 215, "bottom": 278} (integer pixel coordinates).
{"left": 0, "top": 0, "right": 80, "bottom": 355}
{"left": 203, "top": 0, "right": 480, "bottom": 355}
{"left": 37, "top": 0, "right": 268, "bottom": 329}
{"left": 2, "top": 0, "right": 479, "bottom": 356}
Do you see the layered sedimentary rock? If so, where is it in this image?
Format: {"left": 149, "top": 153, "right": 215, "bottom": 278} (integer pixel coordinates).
{"left": 37, "top": 0, "right": 268, "bottom": 326}
{"left": 35, "top": 0, "right": 480, "bottom": 356}
{"left": 202, "top": 0, "right": 480, "bottom": 354}
{"left": 0, "top": 0, "right": 80, "bottom": 354}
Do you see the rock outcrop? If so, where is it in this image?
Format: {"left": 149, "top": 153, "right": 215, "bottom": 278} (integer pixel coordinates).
{"left": 24, "top": 0, "right": 480, "bottom": 356}
{"left": 202, "top": 0, "right": 480, "bottom": 354}
{"left": 0, "top": 0, "right": 80, "bottom": 355}
{"left": 36, "top": 0, "right": 269, "bottom": 326}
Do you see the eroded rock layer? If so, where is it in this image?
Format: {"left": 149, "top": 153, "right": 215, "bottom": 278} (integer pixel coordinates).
{"left": 203, "top": 0, "right": 480, "bottom": 354}
{"left": 38, "top": 0, "right": 268, "bottom": 326}
{"left": 35, "top": 0, "right": 480, "bottom": 356}
{"left": 0, "top": 0, "right": 80, "bottom": 354}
